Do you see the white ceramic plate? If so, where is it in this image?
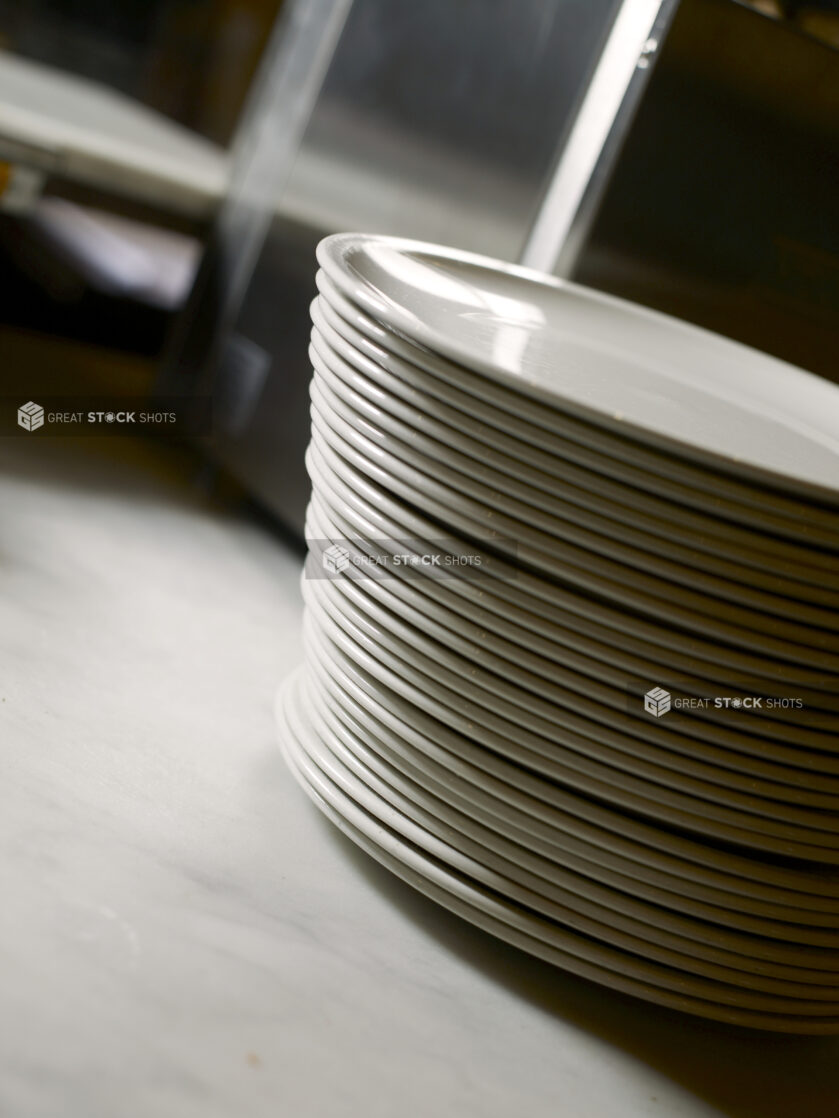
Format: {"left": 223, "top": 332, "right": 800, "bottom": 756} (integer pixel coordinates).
{"left": 307, "top": 395, "right": 839, "bottom": 658}
{"left": 286, "top": 666, "right": 839, "bottom": 1019}
{"left": 317, "top": 234, "right": 839, "bottom": 506}
{"left": 302, "top": 666, "right": 839, "bottom": 997}
{"left": 302, "top": 576, "right": 839, "bottom": 861}
{"left": 277, "top": 670, "right": 839, "bottom": 1032}
{"left": 304, "top": 570, "right": 839, "bottom": 825}
{"left": 305, "top": 495, "right": 839, "bottom": 763}
{"left": 309, "top": 335, "right": 839, "bottom": 621}
{"left": 301, "top": 670, "right": 839, "bottom": 1004}
{"left": 307, "top": 417, "right": 839, "bottom": 673}
{"left": 302, "top": 648, "right": 839, "bottom": 977}
{"left": 299, "top": 620, "right": 839, "bottom": 924}
{"left": 303, "top": 435, "right": 839, "bottom": 704}
{"left": 313, "top": 285, "right": 839, "bottom": 574}
{"left": 304, "top": 481, "right": 839, "bottom": 737}
{"left": 313, "top": 296, "right": 839, "bottom": 594}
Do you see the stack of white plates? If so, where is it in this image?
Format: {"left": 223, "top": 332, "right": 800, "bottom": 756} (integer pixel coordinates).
{"left": 277, "top": 233, "right": 839, "bottom": 1032}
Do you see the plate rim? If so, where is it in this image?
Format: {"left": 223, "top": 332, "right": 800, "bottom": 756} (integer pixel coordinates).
{"left": 317, "top": 234, "right": 839, "bottom": 506}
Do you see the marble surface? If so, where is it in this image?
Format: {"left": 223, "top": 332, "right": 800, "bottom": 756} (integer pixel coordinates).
{"left": 1, "top": 436, "right": 837, "bottom": 1118}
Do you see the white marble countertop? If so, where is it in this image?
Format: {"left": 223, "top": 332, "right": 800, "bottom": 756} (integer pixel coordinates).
{"left": 1, "top": 436, "right": 836, "bottom": 1118}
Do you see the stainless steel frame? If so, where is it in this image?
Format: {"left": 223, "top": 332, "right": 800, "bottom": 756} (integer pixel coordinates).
{"left": 520, "top": 0, "right": 679, "bottom": 275}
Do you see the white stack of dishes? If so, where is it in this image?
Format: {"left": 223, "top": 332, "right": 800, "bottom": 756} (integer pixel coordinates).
{"left": 277, "top": 233, "right": 839, "bottom": 1032}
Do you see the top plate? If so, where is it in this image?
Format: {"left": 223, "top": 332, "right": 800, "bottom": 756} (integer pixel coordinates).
{"left": 317, "top": 234, "right": 839, "bottom": 504}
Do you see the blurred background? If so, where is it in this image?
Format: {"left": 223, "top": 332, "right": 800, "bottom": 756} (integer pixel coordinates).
{"left": 1, "top": 0, "right": 838, "bottom": 532}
